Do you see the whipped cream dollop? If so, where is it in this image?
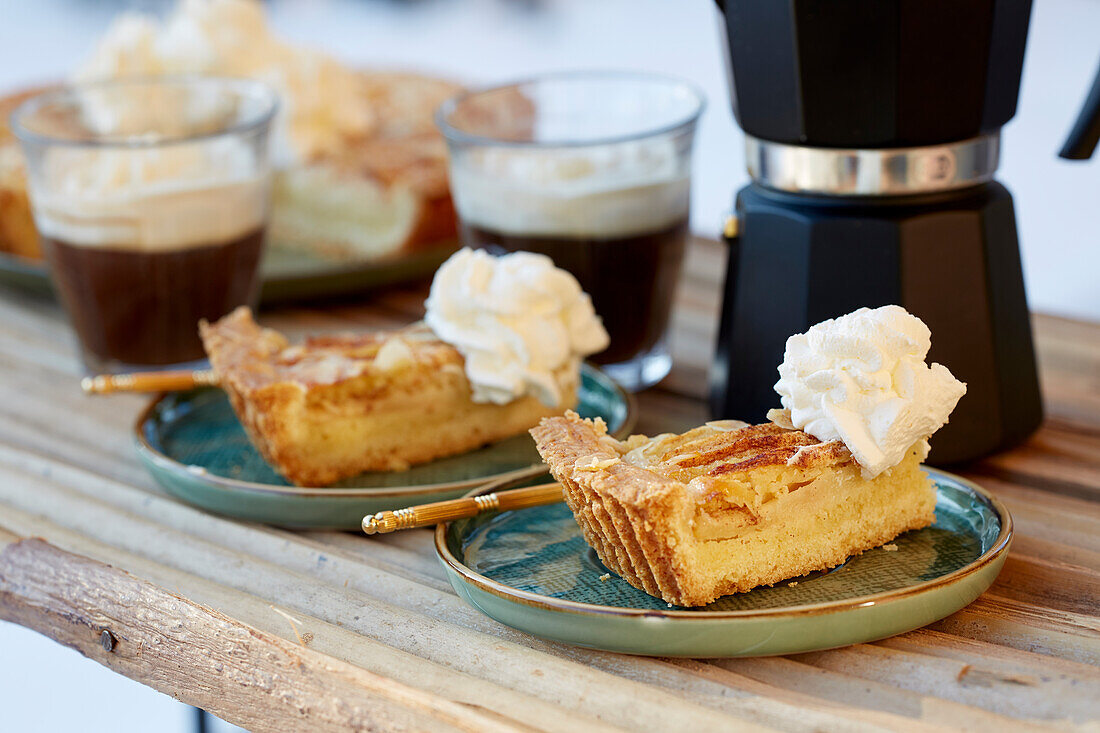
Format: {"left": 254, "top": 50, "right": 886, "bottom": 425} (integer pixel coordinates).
{"left": 774, "top": 305, "right": 966, "bottom": 478}
{"left": 424, "top": 248, "right": 609, "bottom": 407}
{"left": 75, "top": 0, "right": 373, "bottom": 163}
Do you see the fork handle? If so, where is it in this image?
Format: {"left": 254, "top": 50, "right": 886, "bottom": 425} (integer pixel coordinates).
{"left": 82, "top": 369, "right": 218, "bottom": 394}
{"left": 362, "top": 482, "right": 563, "bottom": 534}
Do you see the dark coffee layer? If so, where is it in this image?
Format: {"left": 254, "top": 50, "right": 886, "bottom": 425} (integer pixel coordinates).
{"left": 45, "top": 228, "right": 265, "bottom": 367}
{"left": 462, "top": 219, "right": 688, "bottom": 365}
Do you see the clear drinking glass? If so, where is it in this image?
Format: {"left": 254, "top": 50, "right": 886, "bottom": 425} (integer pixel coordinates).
{"left": 437, "top": 71, "right": 704, "bottom": 391}
{"left": 11, "top": 77, "right": 278, "bottom": 374}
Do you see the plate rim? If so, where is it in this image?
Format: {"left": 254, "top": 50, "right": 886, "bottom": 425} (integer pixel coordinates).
{"left": 0, "top": 250, "right": 48, "bottom": 274}
{"left": 133, "top": 362, "right": 636, "bottom": 498}
{"left": 260, "top": 240, "right": 458, "bottom": 284}
{"left": 435, "top": 468, "right": 1013, "bottom": 620}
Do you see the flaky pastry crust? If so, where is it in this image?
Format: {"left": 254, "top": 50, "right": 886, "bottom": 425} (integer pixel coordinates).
{"left": 202, "top": 307, "right": 569, "bottom": 486}
{"left": 532, "top": 412, "right": 936, "bottom": 606}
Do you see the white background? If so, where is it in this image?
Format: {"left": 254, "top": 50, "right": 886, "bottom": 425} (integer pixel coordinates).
{"left": 0, "top": 1, "right": 1097, "bottom": 731}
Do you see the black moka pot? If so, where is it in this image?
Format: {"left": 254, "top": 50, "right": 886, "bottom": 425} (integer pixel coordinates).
{"left": 709, "top": 0, "right": 1100, "bottom": 464}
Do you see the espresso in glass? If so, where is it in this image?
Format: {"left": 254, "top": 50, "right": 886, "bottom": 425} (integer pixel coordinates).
{"left": 438, "top": 72, "right": 703, "bottom": 390}
{"left": 460, "top": 220, "right": 688, "bottom": 366}
{"left": 40, "top": 188, "right": 267, "bottom": 366}
{"left": 12, "top": 78, "right": 276, "bottom": 373}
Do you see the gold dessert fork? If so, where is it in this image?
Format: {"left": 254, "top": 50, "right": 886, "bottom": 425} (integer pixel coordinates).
{"left": 81, "top": 369, "right": 217, "bottom": 394}
{"left": 361, "top": 482, "right": 564, "bottom": 535}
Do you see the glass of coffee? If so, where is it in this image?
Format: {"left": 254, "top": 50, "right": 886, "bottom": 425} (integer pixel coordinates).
{"left": 11, "top": 77, "right": 277, "bottom": 373}
{"left": 437, "top": 72, "right": 704, "bottom": 391}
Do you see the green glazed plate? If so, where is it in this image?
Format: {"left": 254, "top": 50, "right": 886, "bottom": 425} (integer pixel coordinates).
{"left": 437, "top": 470, "right": 1012, "bottom": 657}
{"left": 134, "top": 363, "right": 633, "bottom": 528}
{"left": 0, "top": 241, "right": 457, "bottom": 304}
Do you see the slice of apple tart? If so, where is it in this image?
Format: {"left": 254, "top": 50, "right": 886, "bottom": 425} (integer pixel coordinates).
{"left": 532, "top": 411, "right": 936, "bottom": 607}
{"left": 532, "top": 305, "right": 966, "bottom": 607}
{"left": 201, "top": 307, "right": 571, "bottom": 487}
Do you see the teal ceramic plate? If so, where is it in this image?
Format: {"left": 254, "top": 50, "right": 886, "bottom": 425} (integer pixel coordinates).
{"left": 437, "top": 470, "right": 1011, "bottom": 657}
{"left": 0, "top": 241, "right": 456, "bottom": 304}
{"left": 135, "top": 363, "right": 633, "bottom": 528}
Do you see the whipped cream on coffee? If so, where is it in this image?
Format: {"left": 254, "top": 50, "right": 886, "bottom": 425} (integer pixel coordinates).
{"left": 424, "top": 248, "right": 609, "bottom": 407}
{"left": 32, "top": 141, "right": 266, "bottom": 252}
{"left": 774, "top": 305, "right": 966, "bottom": 478}
{"left": 448, "top": 142, "right": 690, "bottom": 238}
{"left": 75, "top": 0, "right": 372, "bottom": 163}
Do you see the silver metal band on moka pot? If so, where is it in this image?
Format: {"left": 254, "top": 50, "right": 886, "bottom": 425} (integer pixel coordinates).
{"left": 744, "top": 133, "right": 1001, "bottom": 197}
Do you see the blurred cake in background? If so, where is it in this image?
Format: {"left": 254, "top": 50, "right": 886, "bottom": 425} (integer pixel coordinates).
{"left": 0, "top": 88, "right": 41, "bottom": 260}
{"left": 0, "top": 0, "right": 460, "bottom": 262}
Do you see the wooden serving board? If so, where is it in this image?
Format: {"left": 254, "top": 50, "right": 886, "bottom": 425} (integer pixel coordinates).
{"left": 0, "top": 237, "right": 1098, "bottom": 730}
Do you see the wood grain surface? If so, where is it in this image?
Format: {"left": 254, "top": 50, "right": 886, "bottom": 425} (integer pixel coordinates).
{"left": 1, "top": 238, "right": 1098, "bottom": 731}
